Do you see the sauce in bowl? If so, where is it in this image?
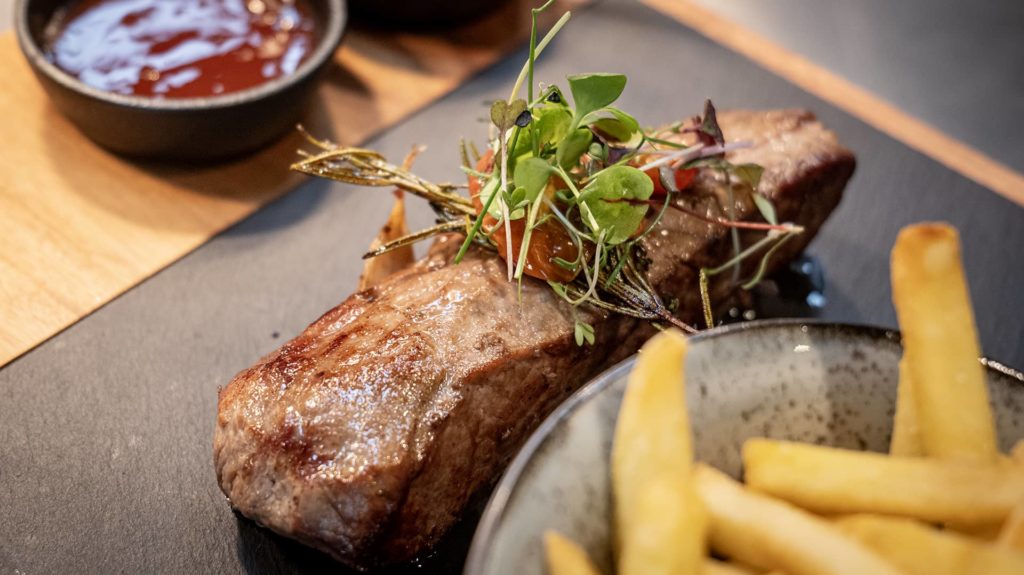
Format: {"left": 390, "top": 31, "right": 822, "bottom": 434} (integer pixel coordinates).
{"left": 45, "top": 0, "right": 317, "bottom": 98}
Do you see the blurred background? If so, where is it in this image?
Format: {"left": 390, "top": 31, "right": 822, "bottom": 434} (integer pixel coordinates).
{"left": 2, "top": 0, "right": 1020, "bottom": 167}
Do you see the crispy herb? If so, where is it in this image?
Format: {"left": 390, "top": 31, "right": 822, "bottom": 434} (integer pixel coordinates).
{"left": 292, "top": 7, "right": 801, "bottom": 343}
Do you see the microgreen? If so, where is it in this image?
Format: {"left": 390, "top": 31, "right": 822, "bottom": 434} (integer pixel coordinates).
{"left": 556, "top": 128, "right": 593, "bottom": 170}
{"left": 574, "top": 320, "right": 596, "bottom": 346}
{"left": 293, "top": 6, "right": 800, "bottom": 345}
{"left": 567, "top": 73, "right": 627, "bottom": 126}
{"left": 579, "top": 165, "right": 653, "bottom": 245}
{"left": 513, "top": 157, "right": 553, "bottom": 201}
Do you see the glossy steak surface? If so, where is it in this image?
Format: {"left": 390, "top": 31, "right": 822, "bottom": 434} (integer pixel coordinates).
{"left": 214, "top": 109, "right": 855, "bottom": 569}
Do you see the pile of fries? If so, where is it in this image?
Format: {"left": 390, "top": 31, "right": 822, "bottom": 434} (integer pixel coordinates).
{"left": 544, "top": 223, "right": 1024, "bottom": 575}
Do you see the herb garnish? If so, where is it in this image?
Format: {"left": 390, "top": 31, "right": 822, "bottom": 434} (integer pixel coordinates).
{"left": 291, "top": 3, "right": 801, "bottom": 342}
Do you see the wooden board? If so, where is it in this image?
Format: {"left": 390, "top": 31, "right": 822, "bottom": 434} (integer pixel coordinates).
{"left": 0, "top": 0, "right": 582, "bottom": 367}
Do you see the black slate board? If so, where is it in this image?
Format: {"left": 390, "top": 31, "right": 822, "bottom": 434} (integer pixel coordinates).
{"left": 2, "top": 1, "right": 1023, "bottom": 573}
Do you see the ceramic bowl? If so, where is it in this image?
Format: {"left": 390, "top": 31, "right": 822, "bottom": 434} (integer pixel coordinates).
{"left": 465, "top": 320, "right": 1024, "bottom": 575}
{"left": 15, "top": 0, "right": 346, "bottom": 161}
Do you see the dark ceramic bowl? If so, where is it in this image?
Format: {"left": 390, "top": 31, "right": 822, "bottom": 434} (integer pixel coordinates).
{"left": 15, "top": 0, "right": 347, "bottom": 161}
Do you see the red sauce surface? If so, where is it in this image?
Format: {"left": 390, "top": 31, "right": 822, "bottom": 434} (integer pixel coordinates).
{"left": 46, "top": 0, "right": 317, "bottom": 98}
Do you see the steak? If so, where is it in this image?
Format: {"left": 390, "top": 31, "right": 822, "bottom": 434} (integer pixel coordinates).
{"left": 214, "top": 109, "right": 856, "bottom": 569}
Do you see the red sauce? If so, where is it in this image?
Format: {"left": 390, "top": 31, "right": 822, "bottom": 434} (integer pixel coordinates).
{"left": 46, "top": 0, "right": 317, "bottom": 98}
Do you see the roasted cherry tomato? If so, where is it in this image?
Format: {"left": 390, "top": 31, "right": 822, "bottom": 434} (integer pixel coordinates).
{"left": 468, "top": 152, "right": 580, "bottom": 283}
{"left": 645, "top": 167, "right": 697, "bottom": 196}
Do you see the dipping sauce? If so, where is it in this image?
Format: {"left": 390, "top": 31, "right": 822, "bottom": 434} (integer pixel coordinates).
{"left": 45, "top": 0, "right": 317, "bottom": 98}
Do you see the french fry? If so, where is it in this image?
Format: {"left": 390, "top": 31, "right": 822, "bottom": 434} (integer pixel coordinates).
{"left": 543, "top": 531, "right": 600, "bottom": 575}
{"left": 889, "top": 358, "right": 923, "bottom": 456}
{"left": 694, "top": 464, "right": 902, "bottom": 575}
{"left": 620, "top": 475, "right": 706, "bottom": 575}
{"left": 743, "top": 438, "right": 1024, "bottom": 527}
{"left": 1011, "top": 440, "right": 1024, "bottom": 468}
{"left": 611, "top": 329, "right": 705, "bottom": 575}
{"left": 703, "top": 558, "right": 757, "bottom": 575}
{"left": 998, "top": 499, "right": 1024, "bottom": 551}
{"left": 890, "top": 223, "right": 998, "bottom": 462}
{"left": 838, "top": 514, "right": 1024, "bottom": 575}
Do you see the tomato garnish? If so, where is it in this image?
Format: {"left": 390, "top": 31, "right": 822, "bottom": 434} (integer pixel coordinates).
{"left": 468, "top": 152, "right": 580, "bottom": 283}
{"left": 646, "top": 167, "right": 697, "bottom": 196}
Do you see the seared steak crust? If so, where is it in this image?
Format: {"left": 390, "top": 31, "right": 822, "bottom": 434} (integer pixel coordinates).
{"left": 214, "top": 109, "right": 855, "bottom": 569}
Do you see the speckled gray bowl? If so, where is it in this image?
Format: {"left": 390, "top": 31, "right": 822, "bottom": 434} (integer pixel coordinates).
{"left": 465, "top": 320, "right": 1024, "bottom": 575}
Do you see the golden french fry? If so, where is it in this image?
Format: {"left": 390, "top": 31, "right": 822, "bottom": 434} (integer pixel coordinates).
{"left": 611, "top": 329, "right": 705, "bottom": 575}
{"left": 889, "top": 358, "right": 923, "bottom": 456}
{"left": 543, "top": 531, "right": 600, "bottom": 575}
{"left": 890, "top": 223, "right": 997, "bottom": 462}
{"left": 744, "top": 438, "right": 1024, "bottom": 527}
{"left": 703, "top": 558, "right": 758, "bottom": 575}
{"left": 694, "top": 464, "right": 902, "bottom": 575}
{"left": 998, "top": 499, "right": 1024, "bottom": 551}
{"left": 619, "top": 475, "right": 705, "bottom": 575}
{"left": 839, "top": 514, "right": 1024, "bottom": 575}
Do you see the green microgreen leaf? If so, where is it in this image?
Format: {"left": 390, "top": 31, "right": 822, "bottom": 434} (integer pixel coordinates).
{"left": 567, "top": 73, "right": 627, "bottom": 123}
{"left": 732, "top": 162, "right": 776, "bottom": 225}
{"left": 751, "top": 193, "right": 778, "bottom": 226}
{"left": 733, "top": 163, "right": 764, "bottom": 190}
{"left": 548, "top": 281, "right": 567, "bottom": 298}
{"left": 580, "top": 107, "right": 642, "bottom": 145}
{"left": 534, "top": 105, "right": 573, "bottom": 148}
{"left": 556, "top": 128, "right": 593, "bottom": 170}
{"left": 505, "top": 186, "right": 528, "bottom": 220}
{"left": 592, "top": 118, "right": 642, "bottom": 149}
{"left": 579, "top": 165, "right": 653, "bottom": 245}
{"left": 491, "top": 99, "right": 528, "bottom": 131}
{"left": 478, "top": 176, "right": 503, "bottom": 219}
{"left": 513, "top": 157, "right": 552, "bottom": 202}
{"left": 574, "top": 320, "right": 595, "bottom": 346}
{"left": 552, "top": 257, "right": 578, "bottom": 271}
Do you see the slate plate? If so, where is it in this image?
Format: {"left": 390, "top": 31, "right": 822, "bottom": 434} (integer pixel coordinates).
{"left": 1, "top": 1, "right": 1022, "bottom": 574}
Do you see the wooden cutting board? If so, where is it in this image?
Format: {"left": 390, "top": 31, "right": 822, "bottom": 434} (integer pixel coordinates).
{"left": 0, "top": 0, "right": 584, "bottom": 367}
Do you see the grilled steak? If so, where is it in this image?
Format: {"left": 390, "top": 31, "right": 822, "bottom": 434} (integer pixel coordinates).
{"left": 214, "top": 109, "right": 855, "bottom": 569}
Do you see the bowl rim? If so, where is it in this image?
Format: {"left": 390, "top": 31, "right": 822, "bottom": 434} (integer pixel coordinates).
{"left": 463, "top": 318, "right": 1024, "bottom": 574}
{"left": 14, "top": 0, "right": 347, "bottom": 111}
